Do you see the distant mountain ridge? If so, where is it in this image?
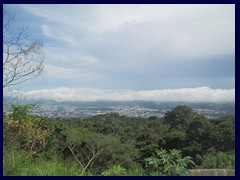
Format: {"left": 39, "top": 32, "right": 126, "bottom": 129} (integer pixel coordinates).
{"left": 4, "top": 96, "right": 235, "bottom": 119}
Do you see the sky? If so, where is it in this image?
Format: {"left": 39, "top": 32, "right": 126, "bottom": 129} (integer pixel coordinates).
{"left": 3, "top": 4, "right": 235, "bottom": 102}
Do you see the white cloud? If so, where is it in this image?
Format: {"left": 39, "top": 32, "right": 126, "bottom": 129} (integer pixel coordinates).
{"left": 41, "top": 24, "right": 51, "bottom": 37}
{"left": 16, "top": 4, "right": 235, "bottom": 59}
{"left": 44, "top": 64, "right": 109, "bottom": 82}
{"left": 43, "top": 46, "right": 100, "bottom": 65}
{"left": 7, "top": 4, "right": 235, "bottom": 90}
{"left": 44, "top": 64, "right": 80, "bottom": 79}
{"left": 41, "top": 24, "right": 78, "bottom": 46}
{"left": 11, "top": 87, "right": 235, "bottom": 103}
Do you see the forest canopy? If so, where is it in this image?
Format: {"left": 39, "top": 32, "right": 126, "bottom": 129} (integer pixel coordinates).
{"left": 3, "top": 105, "right": 235, "bottom": 176}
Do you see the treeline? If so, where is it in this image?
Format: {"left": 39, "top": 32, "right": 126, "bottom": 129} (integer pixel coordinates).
{"left": 3, "top": 105, "right": 235, "bottom": 176}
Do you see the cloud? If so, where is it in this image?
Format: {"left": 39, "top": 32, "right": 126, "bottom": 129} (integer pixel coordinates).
{"left": 44, "top": 64, "right": 110, "bottom": 83}
{"left": 7, "top": 4, "right": 235, "bottom": 90}
{"left": 16, "top": 4, "right": 235, "bottom": 59}
{"left": 44, "top": 64, "right": 80, "bottom": 79}
{"left": 43, "top": 46, "right": 100, "bottom": 66}
{"left": 41, "top": 24, "right": 79, "bottom": 46}
{"left": 11, "top": 87, "right": 235, "bottom": 103}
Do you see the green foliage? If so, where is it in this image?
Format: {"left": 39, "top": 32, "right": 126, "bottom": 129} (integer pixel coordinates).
{"left": 198, "top": 151, "right": 235, "bottom": 169}
{"left": 145, "top": 148, "right": 195, "bottom": 176}
{"left": 4, "top": 104, "right": 52, "bottom": 170}
{"left": 3, "top": 150, "right": 90, "bottom": 176}
{"left": 161, "top": 130, "right": 186, "bottom": 149}
{"left": 91, "top": 134, "right": 137, "bottom": 174}
{"left": 3, "top": 104, "right": 235, "bottom": 176}
{"left": 163, "top": 106, "right": 197, "bottom": 130}
{"left": 101, "top": 165, "right": 127, "bottom": 176}
{"left": 47, "top": 121, "right": 137, "bottom": 174}
{"left": 127, "top": 165, "right": 145, "bottom": 176}
{"left": 182, "top": 115, "right": 212, "bottom": 162}
{"left": 12, "top": 104, "right": 34, "bottom": 120}
{"left": 209, "top": 116, "right": 235, "bottom": 151}
{"left": 134, "top": 126, "right": 160, "bottom": 165}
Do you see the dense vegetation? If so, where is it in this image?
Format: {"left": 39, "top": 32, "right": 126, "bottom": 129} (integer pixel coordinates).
{"left": 3, "top": 105, "right": 235, "bottom": 176}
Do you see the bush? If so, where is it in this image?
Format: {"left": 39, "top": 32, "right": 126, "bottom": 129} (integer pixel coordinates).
{"left": 101, "top": 165, "right": 127, "bottom": 176}
{"left": 145, "top": 148, "right": 195, "bottom": 176}
{"left": 198, "top": 151, "right": 235, "bottom": 169}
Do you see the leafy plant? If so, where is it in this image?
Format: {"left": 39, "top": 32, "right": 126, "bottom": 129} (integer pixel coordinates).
{"left": 198, "top": 151, "right": 235, "bottom": 169}
{"left": 145, "top": 148, "right": 195, "bottom": 176}
{"left": 101, "top": 165, "right": 127, "bottom": 176}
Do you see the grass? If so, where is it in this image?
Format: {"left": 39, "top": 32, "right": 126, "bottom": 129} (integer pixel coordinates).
{"left": 3, "top": 150, "right": 144, "bottom": 176}
{"left": 3, "top": 150, "right": 88, "bottom": 176}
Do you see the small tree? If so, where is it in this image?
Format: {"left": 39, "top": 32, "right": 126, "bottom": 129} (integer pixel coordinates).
{"left": 3, "top": 105, "right": 52, "bottom": 166}
{"left": 62, "top": 127, "right": 102, "bottom": 173}
{"left": 145, "top": 148, "right": 195, "bottom": 176}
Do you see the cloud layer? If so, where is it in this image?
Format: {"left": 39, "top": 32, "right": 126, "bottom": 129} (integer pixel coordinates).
{"left": 10, "top": 87, "right": 235, "bottom": 103}
{"left": 4, "top": 4, "right": 235, "bottom": 90}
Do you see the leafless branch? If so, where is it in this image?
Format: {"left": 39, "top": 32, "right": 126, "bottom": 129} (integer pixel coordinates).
{"left": 65, "top": 141, "right": 84, "bottom": 170}
{"left": 3, "top": 8, "right": 44, "bottom": 88}
{"left": 65, "top": 139, "right": 101, "bottom": 173}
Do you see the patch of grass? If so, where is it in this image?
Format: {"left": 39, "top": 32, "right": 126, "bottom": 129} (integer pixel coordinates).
{"left": 3, "top": 150, "right": 90, "bottom": 176}
{"left": 27, "top": 160, "right": 83, "bottom": 176}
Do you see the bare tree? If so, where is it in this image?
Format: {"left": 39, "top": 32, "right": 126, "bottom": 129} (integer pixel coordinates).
{"left": 65, "top": 137, "right": 101, "bottom": 173}
{"left": 3, "top": 9, "right": 44, "bottom": 88}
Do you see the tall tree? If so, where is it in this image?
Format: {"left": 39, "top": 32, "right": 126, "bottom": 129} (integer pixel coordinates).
{"left": 163, "top": 106, "right": 197, "bottom": 130}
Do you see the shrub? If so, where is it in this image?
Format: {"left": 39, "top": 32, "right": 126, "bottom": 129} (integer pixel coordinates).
{"left": 145, "top": 148, "right": 195, "bottom": 176}
{"left": 101, "top": 165, "right": 127, "bottom": 176}
{"left": 198, "top": 151, "right": 235, "bottom": 169}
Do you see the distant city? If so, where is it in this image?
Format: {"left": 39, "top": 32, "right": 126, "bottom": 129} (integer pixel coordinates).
{"left": 4, "top": 97, "right": 235, "bottom": 119}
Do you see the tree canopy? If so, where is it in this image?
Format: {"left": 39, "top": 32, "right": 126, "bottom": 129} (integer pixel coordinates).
{"left": 3, "top": 105, "right": 235, "bottom": 175}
